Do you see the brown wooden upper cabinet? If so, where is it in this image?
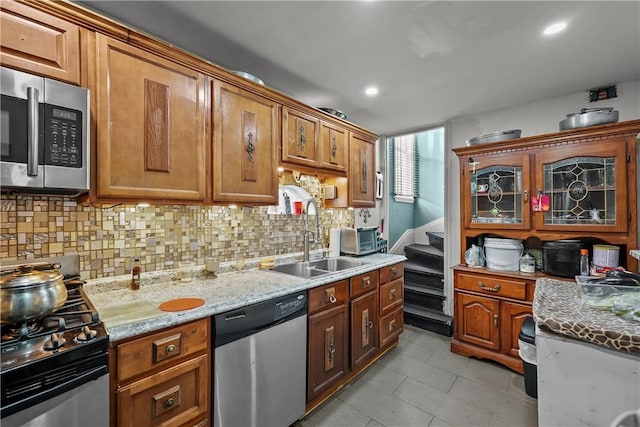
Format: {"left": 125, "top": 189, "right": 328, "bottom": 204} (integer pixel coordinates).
{"left": 348, "top": 132, "right": 376, "bottom": 207}
{"left": 212, "top": 80, "right": 279, "bottom": 205}
{"left": 282, "top": 106, "right": 320, "bottom": 168}
{"left": 93, "top": 35, "right": 208, "bottom": 203}
{"left": 320, "top": 121, "right": 348, "bottom": 173}
{"left": 0, "top": 0, "right": 80, "bottom": 84}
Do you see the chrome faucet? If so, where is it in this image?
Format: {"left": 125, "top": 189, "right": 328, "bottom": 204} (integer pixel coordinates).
{"left": 303, "top": 198, "right": 321, "bottom": 262}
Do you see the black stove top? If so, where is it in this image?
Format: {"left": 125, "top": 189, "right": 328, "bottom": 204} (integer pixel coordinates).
{"left": 0, "top": 263, "right": 109, "bottom": 418}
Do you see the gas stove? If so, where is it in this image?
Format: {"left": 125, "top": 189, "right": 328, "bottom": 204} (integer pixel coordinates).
{"left": 0, "top": 257, "right": 109, "bottom": 419}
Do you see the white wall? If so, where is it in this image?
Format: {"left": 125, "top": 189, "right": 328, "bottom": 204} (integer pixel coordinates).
{"left": 442, "top": 79, "right": 640, "bottom": 316}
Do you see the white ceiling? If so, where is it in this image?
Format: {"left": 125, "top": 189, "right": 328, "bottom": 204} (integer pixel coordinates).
{"left": 78, "top": 1, "right": 640, "bottom": 136}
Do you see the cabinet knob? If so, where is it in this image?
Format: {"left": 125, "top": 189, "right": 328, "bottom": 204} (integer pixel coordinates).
{"left": 166, "top": 344, "right": 176, "bottom": 354}
{"left": 390, "top": 289, "right": 396, "bottom": 299}
{"left": 165, "top": 398, "right": 175, "bottom": 408}
{"left": 391, "top": 267, "right": 397, "bottom": 276}
{"left": 329, "top": 294, "right": 337, "bottom": 303}
{"left": 363, "top": 278, "right": 371, "bottom": 288}
{"left": 389, "top": 319, "right": 396, "bottom": 331}
{"left": 493, "top": 314, "right": 499, "bottom": 327}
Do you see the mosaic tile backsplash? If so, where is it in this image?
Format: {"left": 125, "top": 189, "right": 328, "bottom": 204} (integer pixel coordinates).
{"left": 0, "top": 174, "right": 354, "bottom": 279}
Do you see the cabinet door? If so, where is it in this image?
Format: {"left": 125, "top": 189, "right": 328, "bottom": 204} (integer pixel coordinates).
{"left": 500, "top": 301, "right": 532, "bottom": 357}
{"left": 117, "top": 354, "right": 209, "bottom": 427}
{"left": 534, "top": 140, "right": 628, "bottom": 232}
{"left": 95, "top": 35, "right": 207, "bottom": 202}
{"left": 351, "top": 290, "right": 378, "bottom": 370}
{"left": 349, "top": 133, "right": 376, "bottom": 207}
{"left": 455, "top": 291, "right": 500, "bottom": 351}
{"left": 282, "top": 106, "right": 319, "bottom": 168}
{"left": 307, "top": 304, "right": 349, "bottom": 402}
{"left": 463, "top": 153, "right": 531, "bottom": 229}
{"left": 0, "top": 0, "right": 80, "bottom": 84}
{"left": 212, "top": 80, "right": 278, "bottom": 204}
{"left": 320, "top": 121, "right": 348, "bottom": 172}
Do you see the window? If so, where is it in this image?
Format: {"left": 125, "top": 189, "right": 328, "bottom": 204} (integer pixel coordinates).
{"left": 393, "top": 133, "right": 416, "bottom": 203}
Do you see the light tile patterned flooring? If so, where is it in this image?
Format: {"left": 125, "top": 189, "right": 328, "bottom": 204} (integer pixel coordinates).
{"left": 296, "top": 325, "right": 538, "bottom": 427}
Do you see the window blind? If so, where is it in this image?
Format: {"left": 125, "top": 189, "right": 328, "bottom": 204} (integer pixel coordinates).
{"left": 393, "top": 134, "right": 416, "bottom": 203}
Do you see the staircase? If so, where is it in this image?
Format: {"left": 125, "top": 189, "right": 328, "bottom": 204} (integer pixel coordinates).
{"left": 403, "top": 232, "right": 453, "bottom": 336}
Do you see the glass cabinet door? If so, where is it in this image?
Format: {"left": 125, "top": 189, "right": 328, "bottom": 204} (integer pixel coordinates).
{"left": 534, "top": 141, "right": 627, "bottom": 232}
{"left": 465, "top": 153, "right": 530, "bottom": 229}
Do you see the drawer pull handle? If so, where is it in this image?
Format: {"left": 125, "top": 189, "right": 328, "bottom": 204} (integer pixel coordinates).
{"left": 166, "top": 344, "right": 176, "bottom": 354}
{"left": 389, "top": 319, "right": 396, "bottom": 331}
{"left": 390, "top": 289, "right": 396, "bottom": 299}
{"left": 363, "top": 278, "right": 371, "bottom": 288}
{"left": 329, "top": 294, "right": 337, "bottom": 303}
{"left": 165, "top": 398, "right": 175, "bottom": 409}
{"left": 478, "top": 282, "right": 501, "bottom": 292}
{"left": 391, "top": 267, "right": 397, "bottom": 276}
{"left": 494, "top": 314, "right": 499, "bottom": 327}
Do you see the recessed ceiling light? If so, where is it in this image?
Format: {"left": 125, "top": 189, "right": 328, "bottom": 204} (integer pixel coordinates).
{"left": 365, "top": 86, "right": 379, "bottom": 96}
{"left": 543, "top": 22, "right": 567, "bottom": 36}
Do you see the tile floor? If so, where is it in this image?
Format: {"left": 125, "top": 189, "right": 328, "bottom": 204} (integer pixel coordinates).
{"left": 296, "top": 325, "right": 538, "bottom": 427}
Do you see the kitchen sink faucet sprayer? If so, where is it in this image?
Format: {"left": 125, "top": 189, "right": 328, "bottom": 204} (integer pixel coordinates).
{"left": 304, "top": 199, "right": 321, "bottom": 262}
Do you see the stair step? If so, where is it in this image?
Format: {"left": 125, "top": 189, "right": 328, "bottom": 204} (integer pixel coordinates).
{"left": 404, "top": 304, "right": 453, "bottom": 337}
{"left": 426, "top": 232, "right": 444, "bottom": 252}
{"left": 404, "top": 261, "right": 444, "bottom": 277}
{"left": 405, "top": 271, "right": 444, "bottom": 291}
{"left": 404, "top": 283, "right": 445, "bottom": 299}
{"left": 404, "top": 244, "right": 444, "bottom": 271}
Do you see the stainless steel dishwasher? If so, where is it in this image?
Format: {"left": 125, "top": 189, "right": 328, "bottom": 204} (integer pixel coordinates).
{"left": 213, "top": 291, "right": 307, "bottom": 427}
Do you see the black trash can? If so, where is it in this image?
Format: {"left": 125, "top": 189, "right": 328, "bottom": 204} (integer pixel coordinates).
{"left": 518, "top": 316, "right": 537, "bottom": 398}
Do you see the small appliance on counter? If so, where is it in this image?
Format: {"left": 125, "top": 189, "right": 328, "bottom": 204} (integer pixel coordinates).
{"left": 542, "top": 239, "right": 584, "bottom": 278}
{"left": 340, "top": 226, "right": 379, "bottom": 256}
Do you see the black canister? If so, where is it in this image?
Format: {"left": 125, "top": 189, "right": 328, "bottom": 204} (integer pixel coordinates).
{"left": 542, "top": 240, "right": 583, "bottom": 277}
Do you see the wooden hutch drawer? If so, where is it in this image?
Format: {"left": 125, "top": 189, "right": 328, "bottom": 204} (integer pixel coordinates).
{"left": 308, "top": 279, "right": 349, "bottom": 315}
{"left": 456, "top": 272, "right": 526, "bottom": 300}
{"left": 117, "top": 354, "right": 208, "bottom": 427}
{"left": 379, "top": 306, "right": 403, "bottom": 348}
{"left": 117, "top": 318, "right": 209, "bottom": 383}
{"left": 379, "top": 263, "right": 404, "bottom": 284}
{"left": 379, "top": 277, "right": 403, "bottom": 315}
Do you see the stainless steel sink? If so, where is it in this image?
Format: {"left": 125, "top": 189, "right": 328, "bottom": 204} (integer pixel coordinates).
{"left": 307, "top": 258, "right": 364, "bottom": 272}
{"left": 270, "top": 258, "right": 365, "bottom": 278}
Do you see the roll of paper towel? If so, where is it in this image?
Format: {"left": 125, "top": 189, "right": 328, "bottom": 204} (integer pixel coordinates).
{"left": 329, "top": 228, "right": 341, "bottom": 257}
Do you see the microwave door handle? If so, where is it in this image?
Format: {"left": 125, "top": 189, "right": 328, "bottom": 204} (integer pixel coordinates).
{"left": 27, "top": 86, "right": 39, "bottom": 176}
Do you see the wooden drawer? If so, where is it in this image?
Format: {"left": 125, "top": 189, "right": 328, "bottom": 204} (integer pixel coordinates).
{"left": 379, "top": 263, "right": 404, "bottom": 284}
{"left": 350, "top": 271, "right": 379, "bottom": 298}
{"left": 379, "top": 277, "right": 403, "bottom": 315}
{"left": 117, "top": 354, "right": 208, "bottom": 427}
{"left": 456, "top": 272, "right": 526, "bottom": 300}
{"left": 117, "top": 318, "right": 209, "bottom": 383}
{"left": 379, "top": 306, "right": 403, "bottom": 349}
{"left": 0, "top": 0, "right": 80, "bottom": 84}
{"left": 308, "top": 279, "right": 349, "bottom": 315}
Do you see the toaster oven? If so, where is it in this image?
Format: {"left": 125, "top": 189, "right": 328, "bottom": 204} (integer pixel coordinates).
{"left": 340, "top": 227, "right": 379, "bottom": 256}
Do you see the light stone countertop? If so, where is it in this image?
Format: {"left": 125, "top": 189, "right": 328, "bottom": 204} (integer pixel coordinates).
{"left": 533, "top": 277, "right": 640, "bottom": 356}
{"left": 85, "top": 253, "right": 406, "bottom": 342}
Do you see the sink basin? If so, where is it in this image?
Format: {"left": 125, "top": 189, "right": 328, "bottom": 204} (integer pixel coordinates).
{"left": 270, "top": 258, "right": 365, "bottom": 278}
{"left": 307, "top": 258, "right": 364, "bottom": 272}
{"left": 271, "top": 262, "right": 329, "bottom": 278}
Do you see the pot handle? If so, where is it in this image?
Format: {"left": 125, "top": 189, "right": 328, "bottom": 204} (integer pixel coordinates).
{"left": 579, "top": 107, "right": 613, "bottom": 114}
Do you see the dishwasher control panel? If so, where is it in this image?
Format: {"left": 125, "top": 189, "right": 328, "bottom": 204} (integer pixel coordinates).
{"left": 274, "top": 293, "right": 307, "bottom": 321}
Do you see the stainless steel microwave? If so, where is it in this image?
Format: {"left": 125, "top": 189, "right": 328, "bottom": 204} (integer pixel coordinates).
{"left": 340, "top": 226, "right": 379, "bottom": 256}
{"left": 0, "top": 67, "right": 89, "bottom": 196}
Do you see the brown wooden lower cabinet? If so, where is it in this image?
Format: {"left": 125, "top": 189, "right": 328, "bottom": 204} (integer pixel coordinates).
{"left": 306, "top": 263, "right": 404, "bottom": 413}
{"left": 307, "top": 303, "right": 349, "bottom": 401}
{"left": 451, "top": 267, "right": 534, "bottom": 374}
{"left": 111, "top": 318, "right": 210, "bottom": 426}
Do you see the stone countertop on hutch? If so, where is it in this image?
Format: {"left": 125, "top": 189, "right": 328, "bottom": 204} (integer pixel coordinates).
{"left": 85, "top": 253, "right": 406, "bottom": 342}
{"left": 533, "top": 278, "right": 640, "bottom": 356}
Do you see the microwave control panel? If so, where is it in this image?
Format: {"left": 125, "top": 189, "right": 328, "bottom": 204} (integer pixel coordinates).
{"left": 44, "top": 105, "right": 82, "bottom": 168}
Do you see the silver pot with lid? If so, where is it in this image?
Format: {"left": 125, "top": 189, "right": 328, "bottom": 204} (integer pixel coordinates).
{"left": 559, "top": 108, "right": 619, "bottom": 131}
{"left": 465, "top": 129, "right": 522, "bottom": 146}
{"left": 0, "top": 265, "right": 68, "bottom": 324}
